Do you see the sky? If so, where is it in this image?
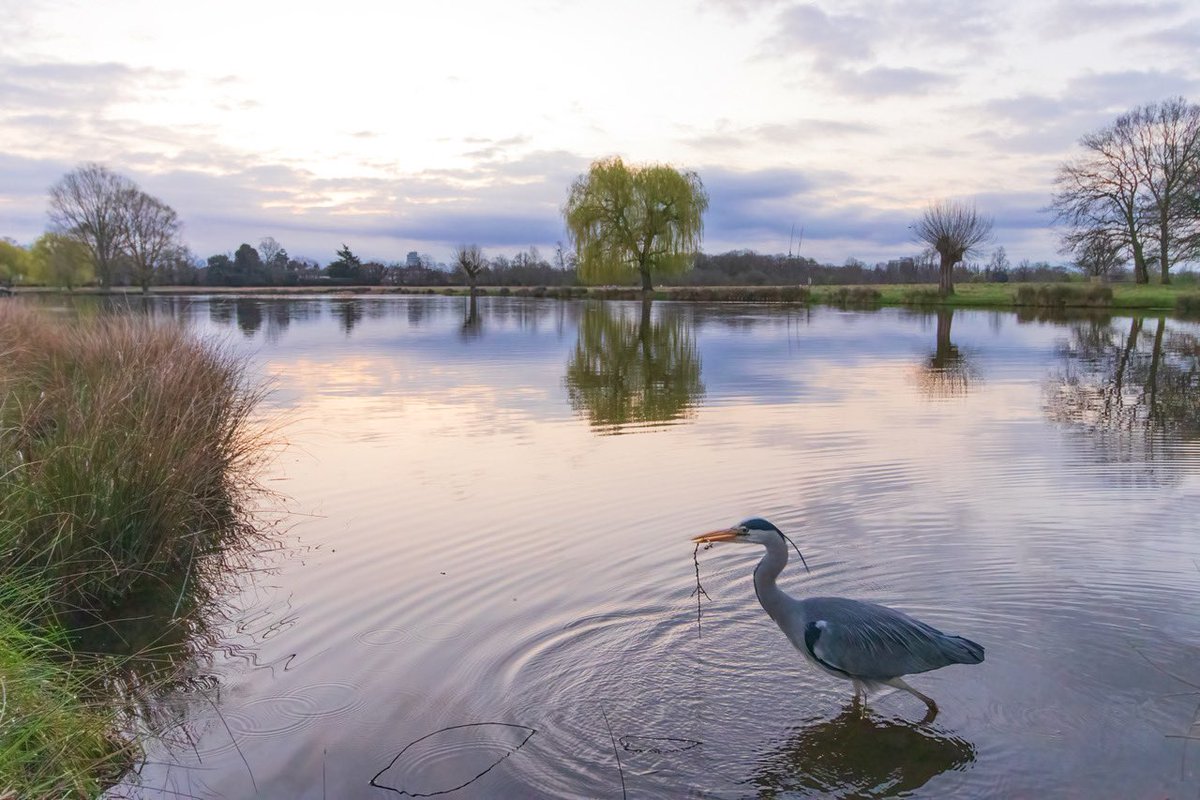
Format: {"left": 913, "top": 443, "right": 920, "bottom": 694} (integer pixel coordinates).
{"left": 1, "top": 0, "right": 1198, "bottom": 267}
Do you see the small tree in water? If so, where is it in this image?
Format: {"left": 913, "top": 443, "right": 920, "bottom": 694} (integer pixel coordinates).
{"left": 912, "top": 201, "right": 993, "bottom": 296}
{"left": 564, "top": 157, "right": 708, "bottom": 292}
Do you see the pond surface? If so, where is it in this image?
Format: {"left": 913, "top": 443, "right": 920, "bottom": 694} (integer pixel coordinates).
{"left": 54, "top": 294, "right": 1200, "bottom": 799}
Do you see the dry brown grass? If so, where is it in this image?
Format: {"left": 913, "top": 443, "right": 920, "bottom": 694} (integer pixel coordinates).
{"left": 0, "top": 304, "right": 270, "bottom": 607}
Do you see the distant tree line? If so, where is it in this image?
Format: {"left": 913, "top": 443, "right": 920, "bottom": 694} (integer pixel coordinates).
{"left": 7, "top": 111, "right": 1199, "bottom": 294}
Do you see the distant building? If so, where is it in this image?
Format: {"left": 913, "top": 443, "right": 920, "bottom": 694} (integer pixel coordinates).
{"left": 406, "top": 251, "right": 421, "bottom": 268}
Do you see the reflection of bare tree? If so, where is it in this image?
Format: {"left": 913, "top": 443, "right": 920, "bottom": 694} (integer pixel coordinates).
{"left": 1046, "top": 316, "right": 1200, "bottom": 439}
{"left": 564, "top": 299, "right": 704, "bottom": 432}
{"left": 914, "top": 310, "right": 977, "bottom": 398}
{"left": 209, "top": 298, "right": 234, "bottom": 326}
{"left": 749, "top": 707, "right": 975, "bottom": 798}
{"left": 460, "top": 293, "right": 482, "bottom": 339}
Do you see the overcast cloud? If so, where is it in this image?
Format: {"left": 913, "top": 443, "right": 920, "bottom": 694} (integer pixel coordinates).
{"left": 1, "top": 0, "right": 1198, "bottom": 265}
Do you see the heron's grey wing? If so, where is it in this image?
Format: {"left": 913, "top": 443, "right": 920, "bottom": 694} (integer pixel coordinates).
{"left": 801, "top": 597, "right": 983, "bottom": 680}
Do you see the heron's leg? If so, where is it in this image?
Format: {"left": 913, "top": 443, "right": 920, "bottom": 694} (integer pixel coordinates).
{"left": 850, "top": 679, "right": 866, "bottom": 716}
{"left": 883, "top": 678, "right": 938, "bottom": 722}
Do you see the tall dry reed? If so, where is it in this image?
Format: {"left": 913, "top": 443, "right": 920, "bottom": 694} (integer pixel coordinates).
{"left": 0, "top": 304, "right": 269, "bottom": 607}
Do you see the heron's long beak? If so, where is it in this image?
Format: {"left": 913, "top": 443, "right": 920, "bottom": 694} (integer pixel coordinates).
{"left": 691, "top": 528, "right": 740, "bottom": 544}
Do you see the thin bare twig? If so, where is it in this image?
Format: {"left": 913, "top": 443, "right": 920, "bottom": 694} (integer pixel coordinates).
{"left": 600, "top": 705, "right": 626, "bottom": 800}
{"left": 690, "top": 543, "right": 711, "bottom": 638}
{"left": 195, "top": 690, "right": 257, "bottom": 794}
{"left": 1133, "top": 646, "right": 1200, "bottom": 690}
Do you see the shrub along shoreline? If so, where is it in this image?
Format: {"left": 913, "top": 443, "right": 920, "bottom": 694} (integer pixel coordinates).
{"left": 0, "top": 304, "right": 267, "bottom": 797}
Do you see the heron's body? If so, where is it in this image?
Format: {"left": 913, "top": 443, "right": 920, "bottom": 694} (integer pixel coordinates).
{"left": 696, "top": 518, "right": 984, "bottom": 715}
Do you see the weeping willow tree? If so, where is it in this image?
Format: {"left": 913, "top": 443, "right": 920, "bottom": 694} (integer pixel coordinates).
{"left": 564, "top": 157, "right": 708, "bottom": 291}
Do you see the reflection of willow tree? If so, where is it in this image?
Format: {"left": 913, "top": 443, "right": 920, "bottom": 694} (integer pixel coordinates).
{"left": 750, "top": 708, "right": 975, "bottom": 799}
{"left": 1046, "top": 317, "right": 1200, "bottom": 441}
{"left": 914, "top": 309, "right": 977, "bottom": 398}
{"left": 564, "top": 300, "right": 704, "bottom": 431}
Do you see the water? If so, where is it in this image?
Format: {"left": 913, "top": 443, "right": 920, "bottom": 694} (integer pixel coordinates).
{"left": 37, "top": 294, "right": 1198, "bottom": 798}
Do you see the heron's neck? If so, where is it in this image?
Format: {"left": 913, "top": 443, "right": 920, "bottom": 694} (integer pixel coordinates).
{"left": 752, "top": 535, "right": 792, "bottom": 619}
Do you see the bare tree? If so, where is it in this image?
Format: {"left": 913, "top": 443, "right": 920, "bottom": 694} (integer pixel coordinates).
{"left": 258, "top": 236, "right": 286, "bottom": 268}
{"left": 48, "top": 163, "right": 136, "bottom": 289}
{"left": 911, "top": 201, "right": 993, "bottom": 296}
{"left": 1128, "top": 98, "right": 1200, "bottom": 283}
{"left": 1071, "top": 228, "right": 1127, "bottom": 278}
{"left": 453, "top": 244, "right": 486, "bottom": 292}
{"left": 1051, "top": 98, "right": 1200, "bottom": 284}
{"left": 121, "top": 188, "right": 182, "bottom": 293}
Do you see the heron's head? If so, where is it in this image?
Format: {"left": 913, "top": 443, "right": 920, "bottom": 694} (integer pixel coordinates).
{"left": 692, "top": 517, "right": 782, "bottom": 546}
{"left": 692, "top": 518, "right": 810, "bottom": 572}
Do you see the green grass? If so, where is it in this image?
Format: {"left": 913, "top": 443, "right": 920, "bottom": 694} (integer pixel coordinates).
{"left": 411, "top": 281, "right": 1194, "bottom": 312}
{"left": 1176, "top": 293, "right": 1200, "bottom": 315}
{"left": 0, "top": 304, "right": 269, "bottom": 796}
{"left": 0, "top": 581, "right": 130, "bottom": 798}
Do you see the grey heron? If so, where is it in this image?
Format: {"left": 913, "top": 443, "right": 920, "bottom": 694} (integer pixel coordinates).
{"left": 693, "top": 518, "right": 984, "bottom": 716}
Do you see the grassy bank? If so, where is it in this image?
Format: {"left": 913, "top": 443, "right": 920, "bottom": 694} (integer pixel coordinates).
{"left": 0, "top": 304, "right": 267, "bottom": 796}
{"left": 25, "top": 280, "right": 1194, "bottom": 312}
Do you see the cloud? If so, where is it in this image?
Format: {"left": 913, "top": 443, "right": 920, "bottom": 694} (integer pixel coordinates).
{"left": 975, "top": 70, "right": 1200, "bottom": 154}
{"left": 1137, "top": 20, "right": 1200, "bottom": 53}
{"left": 0, "top": 60, "right": 182, "bottom": 109}
{"left": 684, "top": 117, "right": 878, "bottom": 153}
{"left": 767, "top": 3, "right": 876, "bottom": 66}
{"left": 761, "top": 3, "right": 961, "bottom": 97}
{"left": 831, "top": 65, "right": 952, "bottom": 98}
{"left": 1042, "top": 0, "right": 1185, "bottom": 37}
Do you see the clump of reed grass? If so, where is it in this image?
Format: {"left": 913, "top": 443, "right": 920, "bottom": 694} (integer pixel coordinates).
{"left": 900, "top": 287, "right": 944, "bottom": 305}
{"left": 1175, "top": 293, "right": 1200, "bottom": 315}
{"left": 1013, "top": 283, "right": 1113, "bottom": 308}
{"left": 824, "top": 286, "right": 881, "bottom": 306}
{"left": 0, "top": 304, "right": 269, "bottom": 609}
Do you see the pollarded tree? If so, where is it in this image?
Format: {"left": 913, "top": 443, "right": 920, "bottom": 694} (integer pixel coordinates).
{"left": 911, "top": 201, "right": 993, "bottom": 296}
{"left": 564, "top": 157, "right": 709, "bottom": 292}
{"left": 120, "top": 188, "right": 182, "bottom": 293}
{"left": 47, "top": 163, "right": 136, "bottom": 290}
{"left": 453, "top": 243, "right": 486, "bottom": 292}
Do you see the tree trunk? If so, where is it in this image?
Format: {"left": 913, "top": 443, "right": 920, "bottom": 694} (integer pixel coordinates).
{"left": 934, "top": 310, "right": 954, "bottom": 364}
{"left": 938, "top": 254, "right": 955, "bottom": 296}
{"left": 640, "top": 266, "right": 653, "bottom": 293}
{"left": 1159, "top": 220, "right": 1171, "bottom": 284}
{"left": 1147, "top": 317, "right": 1164, "bottom": 427}
{"left": 1132, "top": 241, "right": 1149, "bottom": 284}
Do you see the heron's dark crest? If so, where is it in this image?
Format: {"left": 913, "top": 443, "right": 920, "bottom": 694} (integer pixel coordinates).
{"left": 741, "top": 518, "right": 810, "bottom": 574}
